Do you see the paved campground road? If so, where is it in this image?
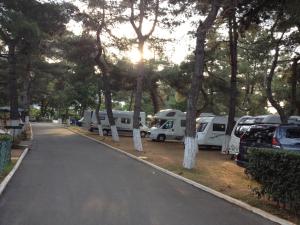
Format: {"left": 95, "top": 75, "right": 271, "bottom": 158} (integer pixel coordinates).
{"left": 0, "top": 123, "right": 278, "bottom": 225}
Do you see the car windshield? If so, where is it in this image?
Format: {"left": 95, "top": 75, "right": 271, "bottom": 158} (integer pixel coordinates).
{"left": 153, "top": 119, "right": 168, "bottom": 128}
{"left": 197, "top": 123, "right": 208, "bottom": 132}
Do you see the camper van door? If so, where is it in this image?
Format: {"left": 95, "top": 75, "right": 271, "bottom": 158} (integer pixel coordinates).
{"left": 162, "top": 120, "right": 175, "bottom": 139}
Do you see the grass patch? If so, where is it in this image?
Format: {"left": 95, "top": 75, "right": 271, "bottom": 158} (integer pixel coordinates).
{"left": 0, "top": 160, "right": 16, "bottom": 183}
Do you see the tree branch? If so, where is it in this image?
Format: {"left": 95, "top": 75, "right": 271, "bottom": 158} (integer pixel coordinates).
{"left": 129, "top": 0, "right": 140, "bottom": 37}
{"left": 265, "top": 31, "right": 287, "bottom": 122}
{"left": 138, "top": 0, "right": 145, "bottom": 31}
{"left": 145, "top": 0, "right": 159, "bottom": 39}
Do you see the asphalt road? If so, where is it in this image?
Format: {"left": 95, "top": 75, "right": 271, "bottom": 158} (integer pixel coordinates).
{"left": 0, "top": 123, "right": 278, "bottom": 225}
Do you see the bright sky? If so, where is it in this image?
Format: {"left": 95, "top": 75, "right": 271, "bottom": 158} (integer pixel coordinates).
{"left": 65, "top": 1, "right": 194, "bottom": 64}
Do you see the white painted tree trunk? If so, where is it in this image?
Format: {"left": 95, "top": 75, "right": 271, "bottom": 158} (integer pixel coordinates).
{"left": 133, "top": 128, "right": 143, "bottom": 151}
{"left": 66, "top": 118, "right": 70, "bottom": 126}
{"left": 25, "top": 116, "right": 29, "bottom": 124}
{"left": 97, "top": 124, "right": 104, "bottom": 136}
{"left": 58, "top": 118, "right": 62, "bottom": 125}
{"left": 9, "top": 119, "right": 20, "bottom": 137}
{"left": 111, "top": 125, "right": 119, "bottom": 142}
{"left": 183, "top": 136, "right": 198, "bottom": 169}
{"left": 221, "top": 135, "right": 231, "bottom": 154}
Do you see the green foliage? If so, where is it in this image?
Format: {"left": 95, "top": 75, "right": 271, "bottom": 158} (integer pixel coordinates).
{"left": 0, "top": 134, "right": 12, "bottom": 141}
{"left": 246, "top": 148, "right": 300, "bottom": 213}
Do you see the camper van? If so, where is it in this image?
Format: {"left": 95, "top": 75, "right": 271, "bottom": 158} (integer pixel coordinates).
{"left": 228, "top": 114, "right": 300, "bottom": 155}
{"left": 228, "top": 116, "right": 254, "bottom": 155}
{"left": 196, "top": 115, "right": 239, "bottom": 148}
{"left": 88, "top": 110, "right": 149, "bottom": 137}
{"left": 148, "top": 109, "right": 186, "bottom": 141}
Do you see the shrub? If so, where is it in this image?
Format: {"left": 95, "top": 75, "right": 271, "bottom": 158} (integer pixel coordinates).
{"left": 246, "top": 148, "right": 300, "bottom": 214}
{"left": 0, "top": 134, "right": 12, "bottom": 173}
{"left": 0, "top": 134, "right": 13, "bottom": 141}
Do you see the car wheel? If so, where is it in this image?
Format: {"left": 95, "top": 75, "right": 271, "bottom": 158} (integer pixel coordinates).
{"left": 157, "top": 134, "right": 166, "bottom": 142}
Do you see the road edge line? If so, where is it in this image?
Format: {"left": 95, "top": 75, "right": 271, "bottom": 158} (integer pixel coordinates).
{"left": 0, "top": 123, "right": 32, "bottom": 196}
{"left": 0, "top": 147, "right": 29, "bottom": 196}
{"left": 68, "top": 128, "right": 294, "bottom": 225}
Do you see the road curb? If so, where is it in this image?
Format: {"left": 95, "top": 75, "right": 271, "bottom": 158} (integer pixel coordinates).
{"left": 68, "top": 127, "right": 294, "bottom": 225}
{"left": 0, "top": 147, "right": 29, "bottom": 196}
{"left": 0, "top": 123, "right": 32, "bottom": 196}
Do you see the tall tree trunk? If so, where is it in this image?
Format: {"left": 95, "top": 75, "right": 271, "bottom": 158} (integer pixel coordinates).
{"left": 149, "top": 80, "right": 160, "bottom": 114}
{"left": 128, "top": 89, "right": 134, "bottom": 111}
{"left": 222, "top": 3, "right": 238, "bottom": 154}
{"left": 265, "top": 33, "right": 288, "bottom": 123}
{"left": 65, "top": 108, "right": 69, "bottom": 121}
{"left": 8, "top": 41, "right": 19, "bottom": 124}
{"left": 128, "top": 0, "right": 159, "bottom": 151}
{"left": 95, "top": 77, "right": 103, "bottom": 136}
{"left": 102, "top": 72, "right": 119, "bottom": 141}
{"left": 183, "top": 0, "right": 220, "bottom": 169}
{"left": 95, "top": 16, "right": 119, "bottom": 141}
{"left": 132, "top": 41, "right": 145, "bottom": 151}
{"left": 197, "top": 86, "right": 209, "bottom": 114}
{"left": 80, "top": 104, "right": 86, "bottom": 118}
{"left": 40, "top": 98, "right": 48, "bottom": 118}
{"left": 24, "top": 57, "right": 32, "bottom": 124}
{"left": 289, "top": 57, "right": 299, "bottom": 116}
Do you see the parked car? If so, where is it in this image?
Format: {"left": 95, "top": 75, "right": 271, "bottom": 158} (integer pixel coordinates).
{"left": 236, "top": 124, "right": 278, "bottom": 166}
{"left": 272, "top": 124, "right": 300, "bottom": 150}
{"left": 236, "top": 124, "right": 300, "bottom": 166}
{"left": 76, "top": 117, "right": 84, "bottom": 126}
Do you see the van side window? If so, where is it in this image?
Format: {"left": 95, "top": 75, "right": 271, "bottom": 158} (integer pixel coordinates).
{"left": 286, "top": 128, "right": 300, "bottom": 138}
{"left": 181, "top": 120, "right": 186, "bottom": 127}
{"left": 121, "top": 118, "right": 131, "bottom": 124}
{"left": 162, "top": 121, "right": 173, "bottom": 129}
{"left": 213, "top": 124, "right": 226, "bottom": 132}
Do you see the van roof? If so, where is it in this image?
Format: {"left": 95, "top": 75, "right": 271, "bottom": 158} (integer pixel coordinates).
{"left": 155, "top": 109, "right": 186, "bottom": 118}
{"left": 197, "top": 115, "right": 229, "bottom": 123}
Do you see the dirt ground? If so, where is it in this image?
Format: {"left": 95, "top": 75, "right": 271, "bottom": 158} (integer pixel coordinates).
{"left": 69, "top": 126, "right": 298, "bottom": 224}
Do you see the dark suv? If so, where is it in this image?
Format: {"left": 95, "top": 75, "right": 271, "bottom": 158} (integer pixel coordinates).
{"left": 272, "top": 125, "right": 300, "bottom": 150}
{"left": 236, "top": 124, "right": 278, "bottom": 166}
{"left": 236, "top": 124, "right": 300, "bottom": 166}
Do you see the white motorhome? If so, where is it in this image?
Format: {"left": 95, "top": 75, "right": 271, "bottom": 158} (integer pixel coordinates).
{"left": 228, "top": 114, "right": 298, "bottom": 155}
{"left": 228, "top": 116, "right": 254, "bottom": 155}
{"left": 196, "top": 114, "right": 239, "bottom": 148}
{"left": 88, "top": 110, "right": 149, "bottom": 137}
{"left": 288, "top": 116, "right": 300, "bottom": 124}
{"left": 149, "top": 109, "right": 186, "bottom": 141}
